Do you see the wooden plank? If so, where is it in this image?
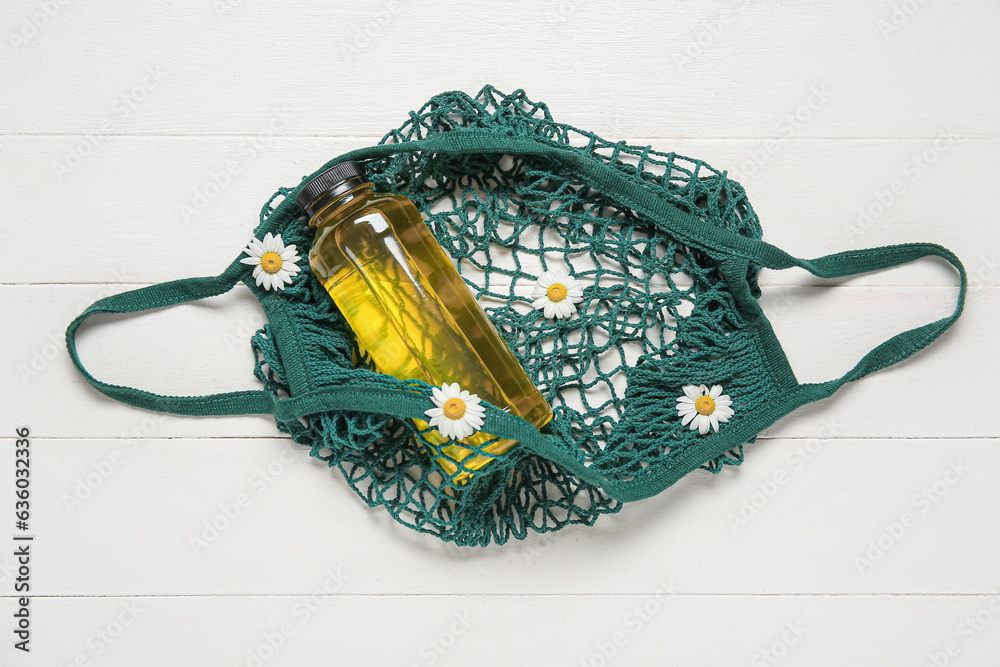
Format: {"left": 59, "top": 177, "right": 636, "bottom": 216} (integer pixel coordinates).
{"left": 2, "top": 284, "right": 987, "bottom": 439}
{"left": 7, "top": 436, "right": 996, "bottom": 596}
{"left": 1, "top": 1, "right": 996, "bottom": 138}
{"left": 4, "top": 593, "right": 1000, "bottom": 666}
{"left": 0, "top": 136, "right": 990, "bottom": 286}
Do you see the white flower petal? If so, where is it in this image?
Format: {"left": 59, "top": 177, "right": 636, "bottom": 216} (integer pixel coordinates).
{"left": 254, "top": 268, "right": 266, "bottom": 287}
{"left": 710, "top": 385, "right": 723, "bottom": 398}
{"left": 453, "top": 420, "right": 469, "bottom": 440}
{"left": 554, "top": 301, "right": 575, "bottom": 319}
{"left": 250, "top": 238, "right": 266, "bottom": 255}
{"left": 240, "top": 256, "right": 260, "bottom": 265}
{"left": 431, "top": 386, "right": 446, "bottom": 405}
{"left": 682, "top": 385, "right": 700, "bottom": 400}
{"left": 532, "top": 296, "right": 550, "bottom": 310}
{"left": 698, "top": 384, "right": 708, "bottom": 396}
{"left": 697, "top": 415, "right": 710, "bottom": 435}
{"left": 425, "top": 407, "right": 444, "bottom": 420}
{"left": 681, "top": 411, "right": 697, "bottom": 426}
{"left": 709, "top": 414, "right": 720, "bottom": 432}
{"left": 677, "top": 396, "right": 695, "bottom": 405}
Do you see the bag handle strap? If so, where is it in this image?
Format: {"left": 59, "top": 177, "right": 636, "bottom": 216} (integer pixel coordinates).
{"left": 751, "top": 241, "right": 967, "bottom": 390}
{"left": 64, "top": 266, "right": 277, "bottom": 416}
{"left": 66, "top": 264, "right": 456, "bottom": 421}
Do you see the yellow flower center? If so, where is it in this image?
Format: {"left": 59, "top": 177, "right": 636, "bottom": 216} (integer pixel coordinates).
{"left": 546, "top": 283, "right": 568, "bottom": 303}
{"left": 442, "top": 397, "right": 466, "bottom": 420}
{"left": 695, "top": 395, "right": 716, "bottom": 415}
{"left": 260, "top": 252, "right": 283, "bottom": 274}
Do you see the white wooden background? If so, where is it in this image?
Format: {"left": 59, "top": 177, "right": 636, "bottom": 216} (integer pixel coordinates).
{"left": 1, "top": 1, "right": 998, "bottom": 665}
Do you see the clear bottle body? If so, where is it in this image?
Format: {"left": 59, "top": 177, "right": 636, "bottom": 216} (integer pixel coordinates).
{"left": 307, "top": 182, "right": 552, "bottom": 483}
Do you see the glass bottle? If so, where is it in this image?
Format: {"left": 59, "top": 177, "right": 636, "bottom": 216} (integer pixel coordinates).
{"left": 297, "top": 161, "right": 552, "bottom": 484}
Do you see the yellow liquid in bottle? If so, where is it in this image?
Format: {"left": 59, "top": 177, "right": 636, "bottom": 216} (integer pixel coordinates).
{"left": 308, "top": 183, "right": 552, "bottom": 484}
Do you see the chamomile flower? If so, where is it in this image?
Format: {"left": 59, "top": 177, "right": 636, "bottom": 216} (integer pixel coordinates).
{"left": 425, "top": 382, "right": 486, "bottom": 440}
{"left": 676, "top": 384, "right": 734, "bottom": 435}
{"left": 531, "top": 269, "right": 584, "bottom": 320}
{"left": 240, "top": 232, "right": 301, "bottom": 291}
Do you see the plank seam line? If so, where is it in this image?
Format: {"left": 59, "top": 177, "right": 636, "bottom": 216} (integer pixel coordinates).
{"left": 1, "top": 282, "right": 989, "bottom": 288}
{"left": 2, "top": 436, "right": 995, "bottom": 442}
{"left": 0, "top": 133, "right": 995, "bottom": 140}
{"left": 1, "top": 593, "right": 997, "bottom": 599}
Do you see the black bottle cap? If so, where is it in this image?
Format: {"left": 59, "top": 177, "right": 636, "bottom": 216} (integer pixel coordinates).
{"left": 296, "top": 161, "right": 368, "bottom": 218}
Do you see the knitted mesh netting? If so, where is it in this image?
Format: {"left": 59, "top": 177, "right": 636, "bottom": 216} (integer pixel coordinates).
{"left": 248, "top": 86, "right": 776, "bottom": 546}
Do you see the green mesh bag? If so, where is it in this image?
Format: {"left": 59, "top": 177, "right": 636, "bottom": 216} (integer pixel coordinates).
{"left": 67, "top": 86, "right": 966, "bottom": 546}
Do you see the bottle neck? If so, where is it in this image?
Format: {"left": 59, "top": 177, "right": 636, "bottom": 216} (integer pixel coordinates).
{"left": 306, "top": 180, "right": 373, "bottom": 225}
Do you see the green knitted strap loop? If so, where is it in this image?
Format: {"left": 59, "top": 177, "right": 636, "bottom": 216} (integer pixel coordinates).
{"left": 729, "top": 240, "right": 967, "bottom": 392}
{"left": 790, "top": 243, "right": 967, "bottom": 390}
{"left": 63, "top": 262, "right": 439, "bottom": 419}
{"left": 64, "top": 265, "right": 278, "bottom": 416}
